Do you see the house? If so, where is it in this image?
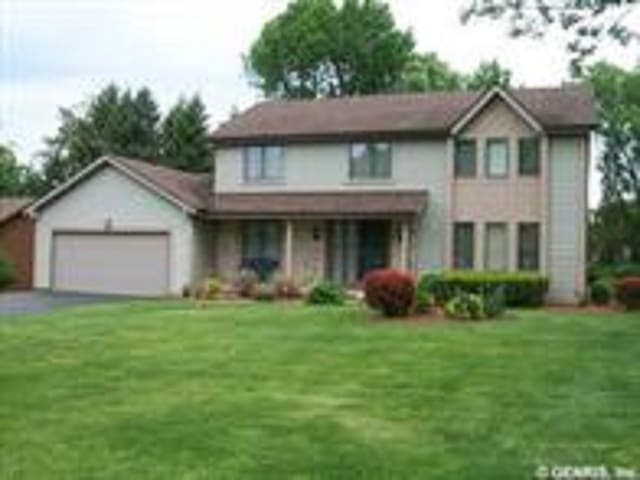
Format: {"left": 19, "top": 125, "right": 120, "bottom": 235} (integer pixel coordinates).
{"left": 0, "top": 198, "right": 34, "bottom": 289}
{"left": 27, "top": 86, "right": 597, "bottom": 303}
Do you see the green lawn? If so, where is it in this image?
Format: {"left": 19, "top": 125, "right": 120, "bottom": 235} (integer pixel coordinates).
{"left": 1, "top": 302, "right": 639, "bottom": 479}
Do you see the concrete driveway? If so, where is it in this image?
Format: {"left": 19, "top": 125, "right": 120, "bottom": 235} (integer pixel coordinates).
{"left": 0, "top": 291, "right": 128, "bottom": 317}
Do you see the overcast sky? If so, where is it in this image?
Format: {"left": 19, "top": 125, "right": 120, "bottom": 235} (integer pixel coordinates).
{"left": 1, "top": 0, "right": 638, "bottom": 204}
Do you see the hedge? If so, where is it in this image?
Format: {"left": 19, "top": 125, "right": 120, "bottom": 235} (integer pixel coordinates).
{"left": 418, "top": 271, "right": 549, "bottom": 307}
{"left": 614, "top": 277, "right": 640, "bottom": 310}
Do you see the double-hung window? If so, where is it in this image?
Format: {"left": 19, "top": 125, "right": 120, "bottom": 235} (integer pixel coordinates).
{"left": 518, "top": 137, "right": 540, "bottom": 176}
{"left": 485, "top": 138, "right": 509, "bottom": 178}
{"left": 518, "top": 223, "right": 540, "bottom": 271}
{"left": 453, "top": 222, "right": 475, "bottom": 270}
{"left": 454, "top": 139, "right": 477, "bottom": 177}
{"left": 349, "top": 143, "right": 392, "bottom": 180}
{"left": 485, "top": 223, "right": 508, "bottom": 271}
{"left": 242, "top": 221, "right": 283, "bottom": 264}
{"left": 244, "top": 146, "right": 284, "bottom": 183}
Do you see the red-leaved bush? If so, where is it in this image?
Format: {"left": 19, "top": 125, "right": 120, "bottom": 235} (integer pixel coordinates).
{"left": 363, "top": 269, "right": 416, "bottom": 317}
{"left": 615, "top": 276, "right": 640, "bottom": 310}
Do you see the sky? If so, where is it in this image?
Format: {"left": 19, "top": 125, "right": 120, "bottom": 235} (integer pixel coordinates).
{"left": 1, "top": 0, "right": 639, "bottom": 205}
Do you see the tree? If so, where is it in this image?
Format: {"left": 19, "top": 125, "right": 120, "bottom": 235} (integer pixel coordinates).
{"left": 462, "top": 0, "right": 639, "bottom": 74}
{"left": 246, "top": 0, "right": 414, "bottom": 98}
{"left": 587, "top": 61, "right": 640, "bottom": 262}
{"left": 465, "top": 59, "right": 512, "bottom": 90}
{"left": 395, "top": 53, "right": 464, "bottom": 92}
{"left": 41, "top": 84, "right": 161, "bottom": 189}
{"left": 160, "top": 96, "right": 212, "bottom": 172}
{"left": 0, "top": 144, "right": 45, "bottom": 197}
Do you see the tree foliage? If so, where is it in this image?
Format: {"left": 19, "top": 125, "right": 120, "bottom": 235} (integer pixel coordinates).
{"left": 465, "top": 59, "right": 512, "bottom": 90}
{"left": 42, "top": 84, "right": 211, "bottom": 190}
{"left": 160, "top": 96, "right": 212, "bottom": 172}
{"left": 0, "top": 144, "right": 45, "bottom": 197}
{"left": 247, "top": 0, "right": 415, "bottom": 98}
{"left": 587, "top": 61, "right": 640, "bottom": 262}
{"left": 462, "top": 0, "right": 639, "bottom": 74}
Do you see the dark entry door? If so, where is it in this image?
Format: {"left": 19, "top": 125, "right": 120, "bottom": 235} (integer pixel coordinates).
{"left": 357, "top": 221, "right": 389, "bottom": 279}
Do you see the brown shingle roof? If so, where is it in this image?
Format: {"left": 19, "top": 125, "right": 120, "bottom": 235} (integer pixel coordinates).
{"left": 211, "top": 87, "right": 597, "bottom": 144}
{"left": 207, "top": 191, "right": 427, "bottom": 216}
{"left": 0, "top": 198, "right": 32, "bottom": 224}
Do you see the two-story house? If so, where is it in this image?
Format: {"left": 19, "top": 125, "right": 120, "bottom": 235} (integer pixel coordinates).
{"left": 28, "top": 86, "right": 596, "bottom": 303}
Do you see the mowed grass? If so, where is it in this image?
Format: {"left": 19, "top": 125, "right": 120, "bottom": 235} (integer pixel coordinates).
{"left": 1, "top": 302, "right": 639, "bottom": 479}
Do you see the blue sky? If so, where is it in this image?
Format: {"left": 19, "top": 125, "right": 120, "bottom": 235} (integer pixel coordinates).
{"left": 0, "top": 0, "right": 638, "bottom": 204}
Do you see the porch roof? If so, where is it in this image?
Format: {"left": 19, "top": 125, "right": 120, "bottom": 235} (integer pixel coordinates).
{"left": 206, "top": 190, "right": 428, "bottom": 217}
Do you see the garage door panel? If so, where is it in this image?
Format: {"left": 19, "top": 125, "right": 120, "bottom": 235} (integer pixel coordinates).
{"left": 52, "top": 233, "right": 169, "bottom": 296}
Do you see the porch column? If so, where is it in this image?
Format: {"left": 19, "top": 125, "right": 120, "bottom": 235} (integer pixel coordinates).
{"left": 284, "top": 220, "right": 293, "bottom": 277}
{"left": 400, "top": 220, "right": 410, "bottom": 270}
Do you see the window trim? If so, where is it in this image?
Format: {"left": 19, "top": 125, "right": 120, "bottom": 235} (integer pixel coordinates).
{"left": 454, "top": 138, "right": 477, "bottom": 178}
{"left": 517, "top": 222, "right": 540, "bottom": 271}
{"left": 242, "top": 145, "right": 285, "bottom": 184}
{"left": 518, "top": 137, "right": 541, "bottom": 176}
{"left": 485, "top": 137, "right": 510, "bottom": 179}
{"left": 453, "top": 222, "right": 475, "bottom": 270}
{"left": 348, "top": 142, "right": 393, "bottom": 180}
{"left": 484, "top": 222, "right": 509, "bottom": 271}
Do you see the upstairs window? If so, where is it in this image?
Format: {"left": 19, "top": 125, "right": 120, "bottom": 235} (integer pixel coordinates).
{"left": 349, "top": 143, "right": 391, "bottom": 179}
{"left": 485, "top": 138, "right": 509, "bottom": 178}
{"left": 454, "top": 139, "right": 477, "bottom": 177}
{"left": 519, "top": 137, "right": 541, "bottom": 176}
{"left": 453, "top": 222, "right": 475, "bottom": 270}
{"left": 243, "top": 146, "right": 284, "bottom": 183}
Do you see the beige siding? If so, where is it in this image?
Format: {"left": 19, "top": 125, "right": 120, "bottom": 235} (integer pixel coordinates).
{"left": 34, "top": 167, "right": 194, "bottom": 295}
{"left": 548, "top": 136, "right": 588, "bottom": 303}
{"left": 291, "top": 220, "right": 325, "bottom": 284}
{"left": 215, "top": 220, "right": 241, "bottom": 281}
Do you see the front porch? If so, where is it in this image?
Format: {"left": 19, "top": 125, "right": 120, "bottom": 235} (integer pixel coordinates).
{"left": 212, "top": 217, "right": 414, "bottom": 286}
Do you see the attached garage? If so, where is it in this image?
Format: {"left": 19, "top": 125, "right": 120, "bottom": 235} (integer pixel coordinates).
{"left": 52, "top": 232, "right": 170, "bottom": 296}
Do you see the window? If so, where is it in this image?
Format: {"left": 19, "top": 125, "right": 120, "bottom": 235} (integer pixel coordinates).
{"left": 485, "top": 138, "right": 509, "bottom": 178}
{"left": 454, "top": 139, "right": 477, "bottom": 177}
{"left": 519, "top": 137, "right": 540, "bottom": 176}
{"left": 518, "top": 223, "right": 540, "bottom": 270}
{"left": 453, "top": 222, "right": 474, "bottom": 269}
{"left": 485, "top": 223, "right": 508, "bottom": 271}
{"left": 349, "top": 143, "right": 391, "bottom": 179}
{"left": 243, "top": 146, "right": 284, "bottom": 182}
{"left": 242, "top": 221, "right": 282, "bottom": 264}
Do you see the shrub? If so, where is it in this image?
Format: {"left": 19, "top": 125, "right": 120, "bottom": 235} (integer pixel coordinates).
{"left": 251, "top": 282, "right": 277, "bottom": 302}
{"left": 0, "top": 257, "right": 14, "bottom": 290}
{"left": 234, "top": 269, "right": 259, "bottom": 298}
{"left": 306, "top": 282, "right": 345, "bottom": 306}
{"left": 415, "top": 273, "right": 444, "bottom": 309}
{"left": 444, "top": 292, "right": 484, "bottom": 320}
{"left": 590, "top": 279, "right": 612, "bottom": 305}
{"left": 203, "top": 275, "right": 223, "bottom": 300}
{"left": 483, "top": 286, "right": 507, "bottom": 318}
{"left": 614, "top": 276, "right": 640, "bottom": 310}
{"left": 418, "top": 271, "right": 549, "bottom": 307}
{"left": 363, "top": 269, "right": 416, "bottom": 318}
{"left": 240, "top": 257, "right": 279, "bottom": 281}
{"left": 274, "top": 276, "right": 303, "bottom": 299}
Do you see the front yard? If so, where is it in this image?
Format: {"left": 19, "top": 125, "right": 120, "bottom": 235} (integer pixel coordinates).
{"left": 1, "top": 302, "right": 639, "bottom": 479}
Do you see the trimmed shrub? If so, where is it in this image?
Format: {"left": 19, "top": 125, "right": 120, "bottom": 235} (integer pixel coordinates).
{"left": 363, "top": 269, "right": 416, "bottom": 318}
{"left": 483, "top": 286, "right": 507, "bottom": 318}
{"left": 445, "top": 292, "right": 484, "bottom": 320}
{"left": 306, "top": 282, "right": 345, "bottom": 306}
{"left": 614, "top": 276, "right": 640, "bottom": 310}
{"left": 234, "top": 269, "right": 259, "bottom": 298}
{"left": 418, "top": 271, "right": 549, "bottom": 307}
{"left": 415, "top": 273, "right": 444, "bottom": 309}
{"left": 251, "top": 282, "right": 277, "bottom": 302}
{"left": 0, "top": 257, "right": 14, "bottom": 290}
{"left": 203, "top": 276, "right": 223, "bottom": 300}
{"left": 590, "top": 279, "right": 612, "bottom": 305}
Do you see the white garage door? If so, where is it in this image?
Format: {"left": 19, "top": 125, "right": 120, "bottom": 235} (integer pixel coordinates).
{"left": 52, "top": 232, "right": 170, "bottom": 296}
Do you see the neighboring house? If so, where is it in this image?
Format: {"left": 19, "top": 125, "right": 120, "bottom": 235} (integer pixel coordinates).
{"left": 27, "top": 86, "right": 596, "bottom": 303}
{"left": 0, "top": 198, "right": 34, "bottom": 289}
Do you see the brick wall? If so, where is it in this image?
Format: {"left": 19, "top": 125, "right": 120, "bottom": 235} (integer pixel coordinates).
{"left": 0, "top": 215, "right": 34, "bottom": 289}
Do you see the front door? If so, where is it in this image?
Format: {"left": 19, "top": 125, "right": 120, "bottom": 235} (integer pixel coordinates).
{"left": 357, "top": 221, "right": 390, "bottom": 279}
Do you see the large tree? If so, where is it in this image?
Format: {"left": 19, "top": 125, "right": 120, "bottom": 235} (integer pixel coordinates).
{"left": 246, "top": 0, "right": 415, "bottom": 98}
{"left": 0, "top": 144, "right": 44, "bottom": 197}
{"left": 587, "top": 61, "right": 640, "bottom": 262}
{"left": 160, "top": 96, "right": 212, "bottom": 172}
{"left": 465, "top": 59, "right": 512, "bottom": 90}
{"left": 42, "top": 84, "right": 161, "bottom": 189}
{"left": 462, "top": 0, "right": 639, "bottom": 74}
